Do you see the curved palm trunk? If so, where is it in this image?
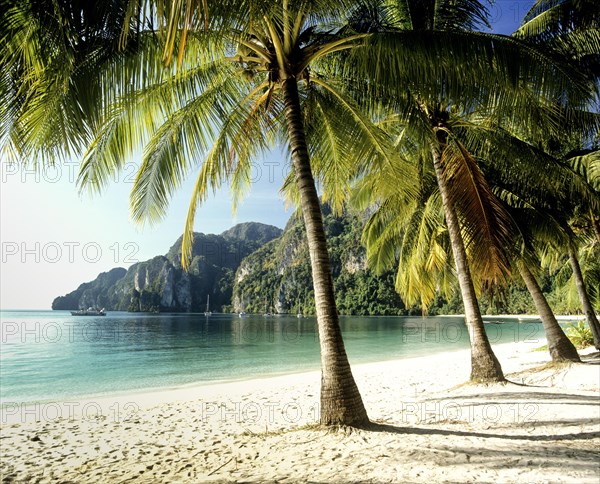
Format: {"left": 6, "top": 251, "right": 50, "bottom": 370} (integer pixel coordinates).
{"left": 431, "top": 146, "right": 504, "bottom": 382}
{"left": 568, "top": 245, "right": 600, "bottom": 349}
{"left": 590, "top": 211, "right": 600, "bottom": 245}
{"left": 518, "top": 262, "right": 580, "bottom": 362}
{"left": 282, "top": 77, "right": 369, "bottom": 426}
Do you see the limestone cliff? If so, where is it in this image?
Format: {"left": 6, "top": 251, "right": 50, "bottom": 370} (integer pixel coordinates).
{"left": 232, "top": 207, "right": 405, "bottom": 315}
{"left": 52, "top": 223, "right": 282, "bottom": 312}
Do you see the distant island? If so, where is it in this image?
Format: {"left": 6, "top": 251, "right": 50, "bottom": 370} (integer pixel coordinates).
{"left": 52, "top": 222, "right": 282, "bottom": 313}
{"left": 54, "top": 208, "right": 551, "bottom": 315}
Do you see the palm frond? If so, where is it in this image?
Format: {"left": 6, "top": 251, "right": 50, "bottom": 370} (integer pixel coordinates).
{"left": 350, "top": 29, "right": 597, "bottom": 118}
{"left": 78, "top": 59, "right": 233, "bottom": 194}
{"left": 516, "top": 0, "right": 600, "bottom": 39}
{"left": 459, "top": 123, "right": 600, "bottom": 215}
{"left": 568, "top": 149, "right": 600, "bottom": 189}
{"left": 442, "top": 138, "right": 514, "bottom": 286}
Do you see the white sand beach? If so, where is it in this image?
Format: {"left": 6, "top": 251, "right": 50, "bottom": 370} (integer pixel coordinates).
{"left": 1, "top": 340, "right": 599, "bottom": 483}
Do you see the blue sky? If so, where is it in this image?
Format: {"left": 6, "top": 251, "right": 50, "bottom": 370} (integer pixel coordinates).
{"left": 0, "top": 1, "right": 535, "bottom": 309}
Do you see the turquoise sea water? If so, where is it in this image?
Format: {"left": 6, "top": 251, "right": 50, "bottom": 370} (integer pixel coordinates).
{"left": 0, "top": 310, "right": 551, "bottom": 403}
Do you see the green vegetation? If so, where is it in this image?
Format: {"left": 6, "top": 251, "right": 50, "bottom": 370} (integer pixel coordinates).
{"left": 233, "top": 208, "right": 405, "bottom": 316}
{"left": 566, "top": 321, "right": 595, "bottom": 349}
{"left": 5, "top": 0, "right": 599, "bottom": 424}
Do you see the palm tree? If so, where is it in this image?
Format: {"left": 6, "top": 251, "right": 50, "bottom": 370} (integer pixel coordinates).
{"left": 357, "top": 134, "right": 585, "bottom": 363}
{"left": 516, "top": 0, "right": 600, "bottom": 347}
{"left": 567, "top": 244, "right": 600, "bottom": 346}
{"left": 347, "top": 0, "right": 597, "bottom": 380}
{"left": 563, "top": 151, "right": 600, "bottom": 350}
{"left": 475, "top": 124, "right": 600, "bottom": 351}
{"left": 342, "top": 2, "right": 524, "bottom": 382}
{"left": 6, "top": 0, "right": 423, "bottom": 426}
{"left": 528, "top": 152, "right": 600, "bottom": 348}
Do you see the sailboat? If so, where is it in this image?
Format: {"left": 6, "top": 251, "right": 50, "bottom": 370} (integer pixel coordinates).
{"left": 239, "top": 292, "right": 247, "bottom": 318}
{"left": 204, "top": 295, "right": 212, "bottom": 316}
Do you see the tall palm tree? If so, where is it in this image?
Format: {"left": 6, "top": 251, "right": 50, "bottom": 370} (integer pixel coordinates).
{"left": 489, "top": 187, "right": 584, "bottom": 362}
{"left": 6, "top": 0, "right": 425, "bottom": 426}
{"left": 476, "top": 127, "right": 600, "bottom": 350}
{"left": 563, "top": 150, "right": 600, "bottom": 349}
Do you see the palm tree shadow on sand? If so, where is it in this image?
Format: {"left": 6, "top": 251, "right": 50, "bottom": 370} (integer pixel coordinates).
{"left": 356, "top": 351, "right": 599, "bottom": 443}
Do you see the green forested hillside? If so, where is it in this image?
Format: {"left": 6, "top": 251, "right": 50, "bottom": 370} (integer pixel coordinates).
{"left": 233, "top": 207, "right": 410, "bottom": 315}
{"left": 232, "top": 207, "right": 584, "bottom": 316}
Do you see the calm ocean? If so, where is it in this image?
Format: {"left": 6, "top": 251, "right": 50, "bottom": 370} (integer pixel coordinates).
{"left": 0, "top": 310, "right": 548, "bottom": 404}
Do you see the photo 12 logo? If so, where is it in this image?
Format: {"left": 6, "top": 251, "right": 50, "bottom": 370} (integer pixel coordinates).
{"left": 1, "top": 160, "right": 139, "bottom": 185}
{"left": 401, "top": 320, "right": 541, "bottom": 344}
{"left": 199, "top": 400, "right": 320, "bottom": 425}
{"left": 1, "top": 401, "right": 140, "bottom": 424}
{"left": 1, "top": 241, "right": 139, "bottom": 264}
{"left": 2, "top": 158, "right": 291, "bottom": 186}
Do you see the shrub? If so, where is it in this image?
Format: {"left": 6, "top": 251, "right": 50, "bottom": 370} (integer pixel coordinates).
{"left": 565, "top": 321, "right": 594, "bottom": 349}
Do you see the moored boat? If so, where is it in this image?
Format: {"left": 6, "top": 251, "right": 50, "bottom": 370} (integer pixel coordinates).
{"left": 70, "top": 307, "right": 106, "bottom": 316}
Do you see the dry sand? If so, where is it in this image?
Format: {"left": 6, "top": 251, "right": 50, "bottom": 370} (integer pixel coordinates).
{"left": 1, "top": 340, "right": 598, "bottom": 483}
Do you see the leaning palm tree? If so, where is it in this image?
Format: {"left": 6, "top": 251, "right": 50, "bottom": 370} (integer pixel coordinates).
{"left": 474, "top": 124, "right": 600, "bottom": 351}
{"left": 487, "top": 186, "right": 586, "bottom": 362}
{"left": 567, "top": 245, "right": 600, "bottom": 347}
{"left": 564, "top": 152, "right": 600, "bottom": 347}
{"left": 528, "top": 172, "right": 600, "bottom": 348}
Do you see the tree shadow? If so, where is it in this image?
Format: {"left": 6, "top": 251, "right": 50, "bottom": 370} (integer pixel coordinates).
{"left": 419, "top": 390, "right": 600, "bottom": 405}
{"left": 581, "top": 352, "right": 600, "bottom": 364}
{"left": 363, "top": 421, "right": 600, "bottom": 442}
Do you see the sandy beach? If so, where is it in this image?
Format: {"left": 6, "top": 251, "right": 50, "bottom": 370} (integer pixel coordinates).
{"left": 1, "top": 340, "right": 598, "bottom": 483}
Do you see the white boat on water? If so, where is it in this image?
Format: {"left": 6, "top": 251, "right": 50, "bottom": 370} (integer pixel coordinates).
{"left": 296, "top": 297, "right": 304, "bottom": 318}
{"left": 71, "top": 307, "right": 106, "bottom": 316}
{"left": 204, "top": 295, "right": 212, "bottom": 316}
{"left": 239, "top": 292, "right": 248, "bottom": 317}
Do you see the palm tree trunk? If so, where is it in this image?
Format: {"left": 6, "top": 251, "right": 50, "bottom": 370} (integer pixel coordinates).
{"left": 518, "top": 261, "right": 580, "bottom": 361}
{"left": 590, "top": 210, "right": 600, "bottom": 245}
{"left": 431, "top": 145, "right": 504, "bottom": 382}
{"left": 568, "top": 245, "right": 600, "bottom": 349}
{"left": 282, "top": 77, "right": 369, "bottom": 426}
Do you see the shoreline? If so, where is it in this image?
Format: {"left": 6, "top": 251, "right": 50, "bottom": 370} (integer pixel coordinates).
{"left": 1, "top": 340, "right": 598, "bottom": 482}
{"left": 1, "top": 333, "right": 588, "bottom": 415}
{"left": 0, "top": 313, "right": 588, "bottom": 417}
{"left": 1, "top": 312, "right": 580, "bottom": 408}
{"left": 2, "top": 339, "right": 516, "bottom": 422}
{"left": 0, "top": 338, "right": 589, "bottom": 422}
{"left": 1, "top": 309, "right": 591, "bottom": 318}
{"left": 1, "top": 343, "right": 475, "bottom": 424}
